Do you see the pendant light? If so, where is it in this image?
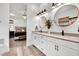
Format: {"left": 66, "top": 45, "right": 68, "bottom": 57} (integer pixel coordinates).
{"left": 22, "top": 4, "right": 27, "bottom": 19}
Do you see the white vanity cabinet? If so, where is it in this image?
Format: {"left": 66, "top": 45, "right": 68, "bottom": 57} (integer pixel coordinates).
{"left": 32, "top": 33, "right": 57, "bottom": 56}
{"left": 32, "top": 32, "right": 79, "bottom": 56}
{"left": 39, "top": 35, "right": 55, "bottom": 55}
{"left": 32, "top": 33, "right": 40, "bottom": 48}
{"left": 47, "top": 37, "right": 79, "bottom": 56}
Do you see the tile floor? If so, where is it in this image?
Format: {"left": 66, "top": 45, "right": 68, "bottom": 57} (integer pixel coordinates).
{"left": 1, "top": 38, "right": 45, "bottom": 56}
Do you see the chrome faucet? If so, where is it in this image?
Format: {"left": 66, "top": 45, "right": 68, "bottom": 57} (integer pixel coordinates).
{"left": 62, "top": 30, "right": 64, "bottom": 36}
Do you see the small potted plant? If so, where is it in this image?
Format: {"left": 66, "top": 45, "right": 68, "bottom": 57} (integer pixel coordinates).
{"left": 45, "top": 19, "right": 52, "bottom": 33}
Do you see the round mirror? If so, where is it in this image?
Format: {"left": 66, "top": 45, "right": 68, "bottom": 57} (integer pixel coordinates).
{"left": 54, "top": 4, "right": 79, "bottom": 27}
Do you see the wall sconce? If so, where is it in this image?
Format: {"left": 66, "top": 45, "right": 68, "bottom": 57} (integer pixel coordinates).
{"left": 36, "top": 9, "right": 46, "bottom": 16}
{"left": 44, "top": 9, "right": 46, "bottom": 12}
{"left": 41, "top": 11, "right": 43, "bottom": 13}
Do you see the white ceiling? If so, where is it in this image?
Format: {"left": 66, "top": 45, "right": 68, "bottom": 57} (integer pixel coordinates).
{"left": 9, "top": 3, "right": 58, "bottom": 20}
{"left": 9, "top": 3, "right": 27, "bottom": 20}
{"left": 27, "top": 3, "right": 53, "bottom": 18}
{"left": 29, "top": 3, "right": 52, "bottom": 12}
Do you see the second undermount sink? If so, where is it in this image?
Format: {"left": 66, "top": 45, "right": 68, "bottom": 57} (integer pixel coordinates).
{"left": 37, "top": 31, "right": 64, "bottom": 36}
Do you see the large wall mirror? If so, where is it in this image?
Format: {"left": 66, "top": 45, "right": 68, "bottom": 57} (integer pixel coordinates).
{"left": 54, "top": 4, "right": 79, "bottom": 27}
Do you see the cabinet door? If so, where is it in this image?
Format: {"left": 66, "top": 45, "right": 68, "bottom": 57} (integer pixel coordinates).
{"left": 34, "top": 34, "right": 41, "bottom": 48}
{"left": 50, "top": 38, "right": 78, "bottom": 56}
{"left": 33, "top": 33, "right": 38, "bottom": 45}
{"left": 55, "top": 44, "right": 78, "bottom": 56}
{"left": 38, "top": 35, "right": 47, "bottom": 54}
{"left": 55, "top": 44, "right": 63, "bottom": 56}
{"left": 36, "top": 35, "right": 52, "bottom": 55}
{"left": 46, "top": 37, "right": 57, "bottom": 56}
{"left": 60, "top": 46, "right": 78, "bottom": 56}
{"left": 47, "top": 43, "right": 57, "bottom": 56}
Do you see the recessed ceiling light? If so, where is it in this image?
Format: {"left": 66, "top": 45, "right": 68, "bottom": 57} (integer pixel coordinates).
{"left": 52, "top": 6, "right": 56, "bottom": 9}
{"left": 10, "top": 13, "right": 15, "bottom": 16}
{"left": 22, "top": 14, "right": 27, "bottom": 19}
{"left": 57, "top": 3, "right": 62, "bottom": 6}
{"left": 35, "top": 16, "right": 40, "bottom": 20}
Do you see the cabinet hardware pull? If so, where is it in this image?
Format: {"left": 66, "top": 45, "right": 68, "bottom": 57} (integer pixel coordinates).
{"left": 55, "top": 45, "right": 56, "bottom": 50}
{"left": 55, "top": 45, "right": 59, "bottom": 51}
{"left": 57, "top": 45, "right": 59, "bottom": 51}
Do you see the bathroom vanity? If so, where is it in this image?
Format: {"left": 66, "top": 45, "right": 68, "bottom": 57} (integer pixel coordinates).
{"left": 32, "top": 31, "right": 79, "bottom": 56}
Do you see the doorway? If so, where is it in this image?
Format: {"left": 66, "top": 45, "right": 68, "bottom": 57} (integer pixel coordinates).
{"left": 9, "top": 3, "right": 27, "bottom": 48}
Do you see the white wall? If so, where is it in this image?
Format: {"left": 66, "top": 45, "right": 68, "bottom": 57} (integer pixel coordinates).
{"left": 27, "top": 4, "right": 39, "bottom": 46}
{"left": 0, "top": 3, "right": 9, "bottom": 54}
{"left": 15, "top": 19, "right": 26, "bottom": 27}
{"left": 9, "top": 17, "right": 26, "bottom": 31}
{"left": 9, "top": 4, "right": 26, "bottom": 31}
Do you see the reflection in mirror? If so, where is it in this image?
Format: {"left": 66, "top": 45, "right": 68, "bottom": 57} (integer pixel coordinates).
{"left": 39, "top": 16, "right": 47, "bottom": 28}
{"left": 39, "top": 16, "right": 54, "bottom": 29}
{"left": 54, "top": 4, "right": 79, "bottom": 27}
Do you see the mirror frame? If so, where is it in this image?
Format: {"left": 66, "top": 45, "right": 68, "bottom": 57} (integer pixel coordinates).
{"left": 54, "top": 4, "right": 79, "bottom": 27}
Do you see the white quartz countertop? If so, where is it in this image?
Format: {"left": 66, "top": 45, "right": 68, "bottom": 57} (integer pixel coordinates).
{"left": 32, "top": 31, "right": 79, "bottom": 43}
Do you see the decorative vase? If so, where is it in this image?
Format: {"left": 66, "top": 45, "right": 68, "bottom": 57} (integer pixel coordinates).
{"left": 48, "top": 29, "right": 50, "bottom": 34}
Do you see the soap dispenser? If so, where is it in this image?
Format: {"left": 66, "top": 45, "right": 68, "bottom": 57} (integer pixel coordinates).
{"left": 35, "top": 26, "right": 38, "bottom": 31}
{"left": 62, "top": 30, "right": 64, "bottom": 36}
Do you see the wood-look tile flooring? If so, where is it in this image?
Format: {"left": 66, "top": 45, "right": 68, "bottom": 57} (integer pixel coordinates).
{"left": 2, "top": 38, "right": 45, "bottom": 56}
{"left": 9, "top": 38, "right": 26, "bottom": 48}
